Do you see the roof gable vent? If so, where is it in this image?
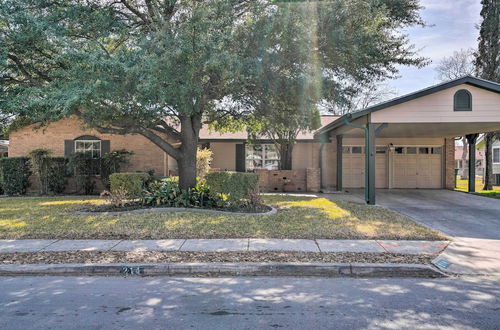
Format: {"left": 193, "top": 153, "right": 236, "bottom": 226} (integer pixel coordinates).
{"left": 454, "top": 89, "right": 472, "bottom": 111}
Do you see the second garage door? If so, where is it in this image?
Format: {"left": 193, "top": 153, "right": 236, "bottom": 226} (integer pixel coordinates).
{"left": 393, "top": 146, "right": 442, "bottom": 189}
{"left": 343, "top": 146, "right": 387, "bottom": 188}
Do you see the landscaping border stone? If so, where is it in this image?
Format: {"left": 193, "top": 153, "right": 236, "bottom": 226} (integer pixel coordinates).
{"left": 0, "top": 262, "right": 446, "bottom": 278}
{"left": 74, "top": 206, "right": 278, "bottom": 217}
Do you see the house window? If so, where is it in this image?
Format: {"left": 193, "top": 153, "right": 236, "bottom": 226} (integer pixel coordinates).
{"left": 494, "top": 147, "right": 500, "bottom": 164}
{"left": 432, "top": 147, "right": 442, "bottom": 155}
{"left": 75, "top": 140, "right": 102, "bottom": 159}
{"left": 454, "top": 89, "right": 472, "bottom": 111}
{"left": 419, "top": 147, "right": 430, "bottom": 154}
{"left": 351, "top": 146, "right": 363, "bottom": 154}
{"left": 245, "top": 144, "right": 280, "bottom": 171}
{"left": 406, "top": 147, "right": 417, "bottom": 154}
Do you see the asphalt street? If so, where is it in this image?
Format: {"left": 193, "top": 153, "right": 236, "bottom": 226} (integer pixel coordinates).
{"left": 1, "top": 275, "right": 499, "bottom": 329}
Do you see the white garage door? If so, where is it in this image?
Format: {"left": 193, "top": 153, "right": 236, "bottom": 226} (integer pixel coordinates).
{"left": 342, "top": 146, "right": 387, "bottom": 188}
{"left": 393, "top": 146, "right": 442, "bottom": 189}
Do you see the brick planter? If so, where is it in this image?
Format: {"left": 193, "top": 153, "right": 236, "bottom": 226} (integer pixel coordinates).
{"left": 255, "top": 168, "right": 321, "bottom": 193}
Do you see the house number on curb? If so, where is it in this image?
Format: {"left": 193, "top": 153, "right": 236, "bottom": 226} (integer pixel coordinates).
{"left": 120, "top": 266, "right": 145, "bottom": 276}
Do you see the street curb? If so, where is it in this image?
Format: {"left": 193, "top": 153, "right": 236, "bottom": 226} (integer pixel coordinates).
{"left": 0, "top": 262, "right": 447, "bottom": 278}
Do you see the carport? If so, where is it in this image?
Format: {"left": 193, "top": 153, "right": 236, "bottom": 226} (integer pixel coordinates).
{"left": 316, "top": 76, "right": 500, "bottom": 205}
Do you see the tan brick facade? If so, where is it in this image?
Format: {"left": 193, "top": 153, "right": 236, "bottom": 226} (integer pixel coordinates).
{"left": 9, "top": 117, "right": 169, "bottom": 176}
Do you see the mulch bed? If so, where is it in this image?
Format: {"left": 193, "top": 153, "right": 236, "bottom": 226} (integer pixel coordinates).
{"left": 0, "top": 251, "right": 434, "bottom": 265}
{"left": 79, "top": 202, "right": 272, "bottom": 214}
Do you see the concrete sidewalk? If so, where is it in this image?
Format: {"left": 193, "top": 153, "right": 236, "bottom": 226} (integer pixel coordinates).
{"left": 0, "top": 239, "right": 449, "bottom": 255}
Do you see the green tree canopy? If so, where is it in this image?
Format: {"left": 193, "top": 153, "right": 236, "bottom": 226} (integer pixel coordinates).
{"left": 216, "top": 0, "right": 427, "bottom": 169}
{"left": 1, "top": 0, "right": 427, "bottom": 186}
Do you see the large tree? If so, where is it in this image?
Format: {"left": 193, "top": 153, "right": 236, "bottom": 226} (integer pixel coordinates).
{"left": 474, "top": 0, "right": 500, "bottom": 190}
{"left": 1, "top": 0, "right": 427, "bottom": 186}
{"left": 227, "top": 0, "right": 427, "bottom": 170}
{"left": 0, "top": 0, "right": 257, "bottom": 189}
{"left": 436, "top": 49, "right": 476, "bottom": 81}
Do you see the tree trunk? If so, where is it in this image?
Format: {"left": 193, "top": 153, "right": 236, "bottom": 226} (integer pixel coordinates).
{"left": 483, "top": 132, "right": 494, "bottom": 191}
{"left": 278, "top": 142, "right": 294, "bottom": 170}
{"left": 460, "top": 136, "right": 468, "bottom": 180}
{"left": 177, "top": 114, "right": 202, "bottom": 190}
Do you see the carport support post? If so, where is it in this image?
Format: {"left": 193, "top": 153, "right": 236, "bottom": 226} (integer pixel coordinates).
{"left": 367, "top": 123, "right": 376, "bottom": 205}
{"left": 336, "top": 135, "right": 343, "bottom": 191}
{"left": 466, "top": 133, "right": 479, "bottom": 193}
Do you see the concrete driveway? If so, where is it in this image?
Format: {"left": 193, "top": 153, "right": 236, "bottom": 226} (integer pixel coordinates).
{"left": 369, "top": 189, "right": 500, "bottom": 239}
{"left": 344, "top": 189, "right": 500, "bottom": 275}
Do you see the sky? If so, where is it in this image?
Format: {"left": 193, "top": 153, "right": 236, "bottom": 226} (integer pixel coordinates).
{"left": 387, "top": 0, "right": 482, "bottom": 96}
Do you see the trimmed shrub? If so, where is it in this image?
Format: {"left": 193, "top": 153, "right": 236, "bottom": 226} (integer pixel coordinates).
{"left": 205, "top": 172, "right": 259, "bottom": 207}
{"left": 29, "top": 149, "right": 68, "bottom": 194}
{"left": 29, "top": 148, "right": 52, "bottom": 194}
{"left": 110, "top": 172, "right": 150, "bottom": 199}
{"left": 101, "top": 149, "right": 134, "bottom": 188}
{"left": 196, "top": 148, "right": 213, "bottom": 179}
{"left": 0, "top": 157, "right": 32, "bottom": 195}
{"left": 47, "top": 157, "right": 68, "bottom": 194}
{"left": 68, "top": 152, "right": 99, "bottom": 195}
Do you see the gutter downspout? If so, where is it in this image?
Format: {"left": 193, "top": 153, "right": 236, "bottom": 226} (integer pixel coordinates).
{"left": 342, "top": 115, "right": 369, "bottom": 203}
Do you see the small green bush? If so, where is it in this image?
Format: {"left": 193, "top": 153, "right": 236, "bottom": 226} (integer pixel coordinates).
{"left": 101, "top": 149, "right": 134, "bottom": 188}
{"left": 29, "top": 149, "right": 68, "bottom": 194}
{"left": 196, "top": 148, "right": 213, "bottom": 179}
{"left": 47, "top": 157, "right": 68, "bottom": 194}
{"left": 205, "top": 172, "right": 260, "bottom": 207}
{"left": 110, "top": 172, "right": 150, "bottom": 199}
{"left": 0, "top": 157, "right": 32, "bottom": 195}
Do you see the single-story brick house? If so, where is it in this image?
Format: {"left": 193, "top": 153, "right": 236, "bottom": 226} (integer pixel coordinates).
{"left": 8, "top": 76, "right": 500, "bottom": 203}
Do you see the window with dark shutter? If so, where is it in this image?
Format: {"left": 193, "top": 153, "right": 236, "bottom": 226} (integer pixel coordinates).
{"left": 454, "top": 89, "right": 472, "bottom": 111}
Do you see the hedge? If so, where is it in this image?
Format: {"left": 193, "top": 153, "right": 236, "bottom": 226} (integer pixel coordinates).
{"left": 109, "top": 172, "right": 150, "bottom": 199}
{"left": 0, "top": 157, "right": 32, "bottom": 195}
{"left": 205, "top": 171, "right": 259, "bottom": 206}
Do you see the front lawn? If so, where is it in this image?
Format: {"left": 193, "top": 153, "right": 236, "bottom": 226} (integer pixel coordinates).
{"left": 455, "top": 178, "right": 500, "bottom": 199}
{"left": 0, "top": 195, "right": 445, "bottom": 240}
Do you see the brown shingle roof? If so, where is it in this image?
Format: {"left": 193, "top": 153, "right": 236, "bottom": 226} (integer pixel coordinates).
{"left": 199, "top": 116, "right": 338, "bottom": 141}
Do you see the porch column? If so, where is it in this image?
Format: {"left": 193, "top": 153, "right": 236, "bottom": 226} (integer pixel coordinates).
{"left": 336, "top": 135, "right": 343, "bottom": 191}
{"left": 367, "top": 123, "right": 376, "bottom": 205}
{"left": 466, "top": 133, "right": 479, "bottom": 193}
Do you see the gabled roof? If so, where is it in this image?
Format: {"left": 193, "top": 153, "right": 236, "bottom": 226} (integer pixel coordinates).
{"left": 315, "top": 76, "right": 500, "bottom": 138}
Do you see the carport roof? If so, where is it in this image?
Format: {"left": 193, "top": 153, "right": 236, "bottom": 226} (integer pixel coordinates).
{"left": 315, "top": 76, "right": 500, "bottom": 138}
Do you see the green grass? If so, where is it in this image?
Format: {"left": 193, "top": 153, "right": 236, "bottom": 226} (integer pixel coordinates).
{"left": 0, "top": 195, "right": 445, "bottom": 240}
{"left": 455, "top": 178, "right": 500, "bottom": 199}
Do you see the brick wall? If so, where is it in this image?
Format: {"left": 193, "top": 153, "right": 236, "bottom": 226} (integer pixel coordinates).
{"left": 255, "top": 168, "right": 320, "bottom": 193}
{"left": 306, "top": 168, "right": 321, "bottom": 192}
{"left": 9, "top": 117, "right": 168, "bottom": 176}
{"left": 444, "top": 138, "right": 455, "bottom": 190}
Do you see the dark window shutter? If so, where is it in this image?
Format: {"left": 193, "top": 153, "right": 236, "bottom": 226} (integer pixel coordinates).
{"left": 64, "top": 140, "right": 74, "bottom": 158}
{"left": 101, "top": 140, "right": 110, "bottom": 155}
{"left": 235, "top": 144, "right": 246, "bottom": 172}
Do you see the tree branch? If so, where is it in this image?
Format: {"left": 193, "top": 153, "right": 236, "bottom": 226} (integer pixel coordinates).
{"left": 94, "top": 124, "right": 181, "bottom": 160}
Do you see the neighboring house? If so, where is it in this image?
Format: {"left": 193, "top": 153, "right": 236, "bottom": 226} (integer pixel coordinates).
{"left": 0, "top": 140, "right": 8, "bottom": 158}
{"left": 455, "top": 145, "right": 484, "bottom": 176}
{"left": 7, "top": 76, "right": 500, "bottom": 202}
